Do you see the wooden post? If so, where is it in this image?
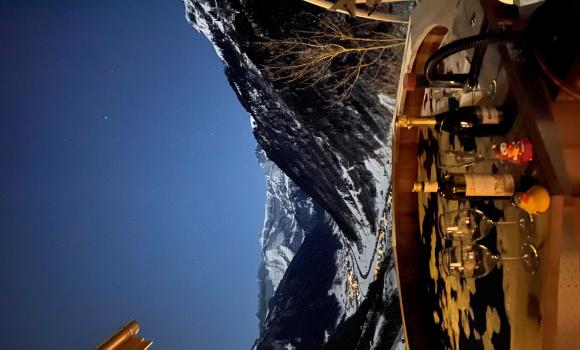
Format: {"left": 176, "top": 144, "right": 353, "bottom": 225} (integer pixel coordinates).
{"left": 96, "top": 321, "right": 153, "bottom": 350}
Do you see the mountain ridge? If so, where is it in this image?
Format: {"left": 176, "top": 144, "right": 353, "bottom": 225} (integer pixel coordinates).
{"left": 184, "top": 0, "right": 405, "bottom": 348}
{"left": 185, "top": 0, "right": 398, "bottom": 243}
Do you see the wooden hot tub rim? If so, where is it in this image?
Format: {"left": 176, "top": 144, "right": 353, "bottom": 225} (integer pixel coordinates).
{"left": 392, "top": 25, "right": 448, "bottom": 350}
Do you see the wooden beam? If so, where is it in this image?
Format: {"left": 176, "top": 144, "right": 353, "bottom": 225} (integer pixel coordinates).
{"left": 303, "top": 0, "right": 409, "bottom": 23}
{"left": 354, "top": 0, "right": 414, "bottom": 3}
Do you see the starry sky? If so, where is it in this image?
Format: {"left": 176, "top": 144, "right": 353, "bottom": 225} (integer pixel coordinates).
{"left": 0, "top": 1, "right": 264, "bottom": 349}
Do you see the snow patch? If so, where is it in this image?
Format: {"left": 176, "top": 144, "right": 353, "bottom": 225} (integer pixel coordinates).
{"left": 378, "top": 93, "right": 396, "bottom": 114}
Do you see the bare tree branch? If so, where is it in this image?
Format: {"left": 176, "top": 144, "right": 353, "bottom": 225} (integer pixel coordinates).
{"left": 260, "top": 17, "right": 405, "bottom": 101}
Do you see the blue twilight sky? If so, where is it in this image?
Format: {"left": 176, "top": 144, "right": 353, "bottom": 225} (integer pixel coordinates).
{"left": 0, "top": 1, "right": 264, "bottom": 349}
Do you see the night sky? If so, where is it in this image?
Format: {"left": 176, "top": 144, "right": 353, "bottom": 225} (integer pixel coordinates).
{"left": 0, "top": 1, "right": 264, "bottom": 349}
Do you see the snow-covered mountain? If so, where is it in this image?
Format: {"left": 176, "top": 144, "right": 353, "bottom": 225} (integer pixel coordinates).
{"left": 254, "top": 170, "right": 402, "bottom": 349}
{"left": 185, "top": 0, "right": 396, "bottom": 246}
{"left": 184, "top": 0, "right": 405, "bottom": 348}
{"left": 256, "top": 148, "right": 322, "bottom": 328}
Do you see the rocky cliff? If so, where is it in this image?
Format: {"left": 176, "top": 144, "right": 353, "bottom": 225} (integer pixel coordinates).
{"left": 256, "top": 148, "right": 322, "bottom": 329}
{"left": 184, "top": 0, "right": 405, "bottom": 348}
{"left": 185, "top": 0, "right": 401, "bottom": 245}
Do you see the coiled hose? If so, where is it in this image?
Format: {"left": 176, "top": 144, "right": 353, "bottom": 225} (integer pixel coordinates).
{"left": 423, "top": 3, "right": 580, "bottom": 101}
{"left": 424, "top": 31, "right": 520, "bottom": 89}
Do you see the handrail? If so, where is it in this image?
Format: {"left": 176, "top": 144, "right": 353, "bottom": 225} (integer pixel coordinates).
{"left": 303, "top": 0, "right": 410, "bottom": 23}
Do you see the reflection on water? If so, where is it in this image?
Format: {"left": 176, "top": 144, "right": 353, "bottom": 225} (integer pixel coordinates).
{"left": 417, "top": 129, "right": 509, "bottom": 350}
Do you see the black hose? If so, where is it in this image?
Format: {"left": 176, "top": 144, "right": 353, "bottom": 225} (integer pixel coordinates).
{"left": 423, "top": 1, "right": 579, "bottom": 99}
{"left": 424, "top": 32, "right": 520, "bottom": 88}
